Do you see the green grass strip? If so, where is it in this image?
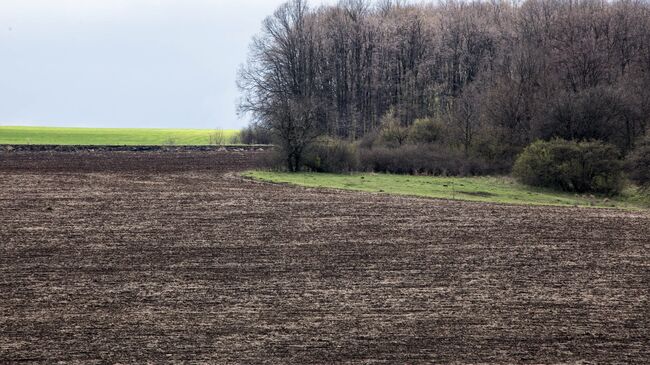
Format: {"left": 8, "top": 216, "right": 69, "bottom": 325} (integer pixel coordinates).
{"left": 244, "top": 171, "right": 649, "bottom": 210}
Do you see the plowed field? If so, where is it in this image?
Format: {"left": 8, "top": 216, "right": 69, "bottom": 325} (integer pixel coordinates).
{"left": 1, "top": 150, "right": 648, "bottom": 363}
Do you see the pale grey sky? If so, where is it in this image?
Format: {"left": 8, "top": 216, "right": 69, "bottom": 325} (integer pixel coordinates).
{"left": 0, "top": 0, "right": 333, "bottom": 129}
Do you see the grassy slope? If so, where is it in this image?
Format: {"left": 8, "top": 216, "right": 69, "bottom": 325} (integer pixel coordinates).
{"left": 244, "top": 171, "right": 649, "bottom": 209}
{"left": 0, "top": 126, "right": 240, "bottom": 146}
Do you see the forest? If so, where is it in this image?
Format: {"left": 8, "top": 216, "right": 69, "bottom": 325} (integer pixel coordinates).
{"left": 239, "top": 0, "right": 650, "bottom": 193}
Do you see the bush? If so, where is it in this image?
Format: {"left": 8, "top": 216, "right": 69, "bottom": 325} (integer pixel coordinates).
{"left": 241, "top": 124, "right": 273, "bottom": 145}
{"left": 259, "top": 148, "right": 286, "bottom": 170}
{"left": 359, "top": 144, "right": 499, "bottom": 176}
{"left": 209, "top": 129, "right": 239, "bottom": 145}
{"left": 358, "top": 128, "right": 380, "bottom": 149}
{"left": 228, "top": 132, "right": 242, "bottom": 145}
{"left": 513, "top": 139, "right": 624, "bottom": 194}
{"left": 379, "top": 109, "right": 409, "bottom": 147}
{"left": 302, "top": 138, "right": 359, "bottom": 173}
{"left": 471, "top": 127, "right": 521, "bottom": 167}
{"left": 627, "top": 134, "right": 650, "bottom": 190}
{"left": 408, "top": 117, "right": 446, "bottom": 144}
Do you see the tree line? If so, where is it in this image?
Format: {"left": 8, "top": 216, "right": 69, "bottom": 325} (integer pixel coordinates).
{"left": 238, "top": 0, "right": 650, "bottom": 175}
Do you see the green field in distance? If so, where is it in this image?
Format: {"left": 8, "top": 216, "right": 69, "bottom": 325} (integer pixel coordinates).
{"left": 0, "top": 126, "right": 241, "bottom": 146}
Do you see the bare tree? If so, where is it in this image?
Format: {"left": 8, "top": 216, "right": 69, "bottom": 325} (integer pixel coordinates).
{"left": 450, "top": 85, "right": 481, "bottom": 155}
{"left": 238, "top": 0, "right": 321, "bottom": 171}
{"left": 240, "top": 0, "right": 650, "bottom": 163}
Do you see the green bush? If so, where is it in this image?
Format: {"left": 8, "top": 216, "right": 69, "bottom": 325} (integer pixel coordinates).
{"left": 378, "top": 109, "right": 409, "bottom": 147}
{"left": 627, "top": 134, "right": 650, "bottom": 190}
{"left": 408, "top": 117, "right": 446, "bottom": 144}
{"left": 513, "top": 139, "right": 624, "bottom": 194}
{"left": 302, "top": 138, "right": 359, "bottom": 173}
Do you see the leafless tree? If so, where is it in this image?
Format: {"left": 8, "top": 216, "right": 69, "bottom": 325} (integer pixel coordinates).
{"left": 240, "top": 0, "right": 650, "bottom": 165}
{"left": 238, "top": 0, "right": 321, "bottom": 171}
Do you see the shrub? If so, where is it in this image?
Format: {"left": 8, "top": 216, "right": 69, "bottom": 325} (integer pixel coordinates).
{"left": 259, "top": 148, "right": 286, "bottom": 170}
{"left": 471, "top": 127, "right": 520, "bottom": 166}
{"left": 408, "top": 117, "right": 445, "bottom": 144}
{"left": 209, "top": 129, "right": 228, "bottom": 145}
{"left": 361, "top": 145, "right": 455, "bottom": 174}
{"left": 228, "top": 132, "right": 242, "bottom": 145}
{"left": 163, "top": 137, "right": 177, "bottom": 146}
{"left": 379, "top": 109, "right": 409, "bottom": 147}
{"left": 302, "top": 138, "right": 359, "bottom": 173}
{"left": 210, "top": 130, "right": 242, "bottom": 145}
{"left": 359, "top": 144, "right": 499, "bottom": 176}
{"left": 241, "top": 124, "right": 273, "bottom": 145}
{"left": 358, "top": 128, "right": 380, "bottom": 149}
{"left": 513, "top": 139, "right": 624, "bottom": 194}
{"left": 627, "top": 134, "right": 650, "bottom": 190}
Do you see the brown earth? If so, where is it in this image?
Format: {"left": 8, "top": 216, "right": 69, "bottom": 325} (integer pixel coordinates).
{"left": 0, "top": 150, "right": 648, "bottom": 364}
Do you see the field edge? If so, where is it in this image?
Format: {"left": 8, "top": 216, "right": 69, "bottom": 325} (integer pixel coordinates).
{"left": 242, "top": 170, "right": 650, "bottom": 211}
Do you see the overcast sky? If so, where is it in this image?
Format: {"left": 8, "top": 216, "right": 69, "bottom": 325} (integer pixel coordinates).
{"left": 0, "top": 0, "right": 333, "bottom": 129}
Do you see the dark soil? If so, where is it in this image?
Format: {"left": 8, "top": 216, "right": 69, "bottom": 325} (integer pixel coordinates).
{"left": 0, "top": 149, "right": 270, "bottom": 173}
{"left": 0, "top": 150, "right": 648, "bottom": 363}
{"left": 0, "top": 144, "right": 271, "bottom": 152}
